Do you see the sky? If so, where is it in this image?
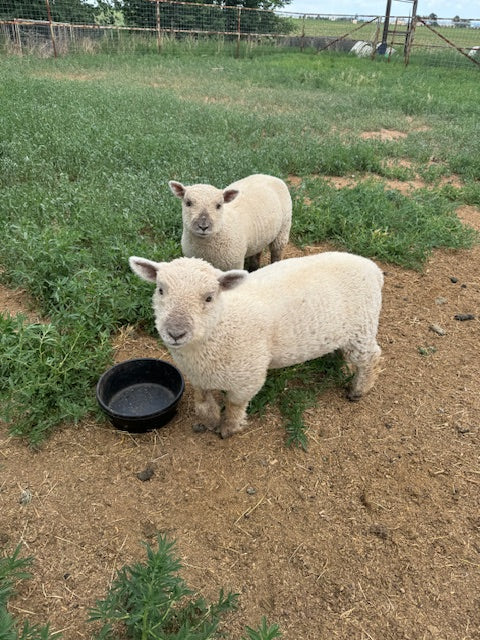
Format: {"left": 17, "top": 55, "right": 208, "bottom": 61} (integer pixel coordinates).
{"left": 283, "top": 1, "right": 477, "bottom": 19}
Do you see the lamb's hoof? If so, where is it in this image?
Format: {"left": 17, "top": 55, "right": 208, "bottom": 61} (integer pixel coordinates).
{"left": 220, "top": 422, "right": 246, "bottom": 438}
{"left": 192, "top": 423, "right": 207, "bottom": 433}
{"left": 347, "top": 390, "right": 362, "bottom": 402}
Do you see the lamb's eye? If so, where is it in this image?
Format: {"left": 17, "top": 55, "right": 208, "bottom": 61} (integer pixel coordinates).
{"left": 215, "top": 203, "right": 221, "bottom": 210}
{"left": 205, "top": 295, "right": 213, "bottom": 303}
{"left": 185, "top": 199, "right": 192, "bottom": 207}
{"left": 158, "top": 287, "right": 163, "bottom": 295}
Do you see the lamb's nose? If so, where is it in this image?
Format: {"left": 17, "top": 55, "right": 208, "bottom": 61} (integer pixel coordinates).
{"left": 168, "top": 329, "right": 186, "bottom": 342}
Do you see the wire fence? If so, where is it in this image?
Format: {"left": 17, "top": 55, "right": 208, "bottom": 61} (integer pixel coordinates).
{"left": 1, "top": 0, "right": 479, "bottom": 69}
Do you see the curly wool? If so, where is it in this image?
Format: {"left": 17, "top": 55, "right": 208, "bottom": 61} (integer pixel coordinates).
{"left": 129, "top": 252, "right": 383, "bottom": 438}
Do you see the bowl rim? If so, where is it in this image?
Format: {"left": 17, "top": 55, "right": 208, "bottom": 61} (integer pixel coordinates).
{"left": 96, "top": 357, "right": 185, "bottom": 421}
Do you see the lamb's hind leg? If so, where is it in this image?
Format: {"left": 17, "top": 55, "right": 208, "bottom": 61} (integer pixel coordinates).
{"left": 344, "top": 342, "right": 382, "bottom": 402}
{"left": 270, "top": 218, "right": 291, "bottom": 263}
{"left": 269, "top": 237, "right": 286, "bottom": 263}
{"left": 246, "top": 252, "right": 262, "bottom": 272}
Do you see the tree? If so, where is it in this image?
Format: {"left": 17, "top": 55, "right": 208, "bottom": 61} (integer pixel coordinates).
{"left": 120, "top": 0, "right": 292, "bottom": 33}
{"left": 95, "top": 0, "right": 125, "bottom": 26}
{"left": 0, "top": 0, "right": 97, "bottom": 23}
{"left": 452, "top": 15, "right": 468, "bottom": 28}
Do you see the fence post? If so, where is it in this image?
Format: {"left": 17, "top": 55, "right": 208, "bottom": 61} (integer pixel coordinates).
{"left": 156, "top": 0, "right": 162, "bottom": 53}
{"left": 236, "top": 6, "right": 241, "bottom": 58}
{"left": 45, "top": 0, "right": 58, "bottom": 58}
{"left": 300, "top": 13, "right": 306, "bottom": 51}
{"left": 378, "top": 0, "right": 391, "bottom": 55}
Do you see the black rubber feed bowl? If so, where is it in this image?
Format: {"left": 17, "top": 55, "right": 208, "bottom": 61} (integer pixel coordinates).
{"left": 96, "top": 358, "right": 184, "bottom": 433}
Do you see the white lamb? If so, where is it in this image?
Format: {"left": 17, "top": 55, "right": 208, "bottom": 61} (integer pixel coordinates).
{"left": 129, "top": 252, "right": 383, "bottom": 439}
{"left": 168, "top": 173, "right": 292, "bottom": 271}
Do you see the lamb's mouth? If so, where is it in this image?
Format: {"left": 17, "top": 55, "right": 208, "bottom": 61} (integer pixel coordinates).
{"left": 160, "top": 331, "right": 191, "bottom": 348}
{"left": 192, "top": 228, "right": 212, "bottom": 238}
{"left": 165, "top": 340, "right": 187, "bottom": 350}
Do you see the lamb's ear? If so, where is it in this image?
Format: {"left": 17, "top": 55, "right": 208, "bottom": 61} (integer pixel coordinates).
{"left": 129, "top": 256, "right": 161, "bottom": 283}
{"left": 223, "top": 188, "right": 239, "bottom": 204}
{"left": 217, "top": 270, "right": 248, "bottom": 291}
{"left": 168, "top": 180, "right": 186, "bottom": 199}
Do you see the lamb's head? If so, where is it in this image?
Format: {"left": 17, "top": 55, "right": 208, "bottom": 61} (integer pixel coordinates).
{"left": 169, "top": 180, "right": 239, "bottom": 238}
{"left": 129, "top": 256, "right": 247, "bottom": 349}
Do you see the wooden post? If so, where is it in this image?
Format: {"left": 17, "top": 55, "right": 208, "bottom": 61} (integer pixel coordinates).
{"left": 300, "top": 14, "right": 306, "bottom": 51}
{"left": 156, "top": 0, "right": 162, "bottom": 53}
{"left": 236, "top": 6, "right": 241, "bottom": 58}
{"left": 404, "top": 15, "right": 416, "bottom": 65}
{"left": 45, "top": 0, "right": 57, "bottom": 58}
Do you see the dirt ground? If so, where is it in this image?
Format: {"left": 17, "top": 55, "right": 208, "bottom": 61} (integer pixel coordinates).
{"left": 1, "top": 174, "right": 479, "bottom": 640}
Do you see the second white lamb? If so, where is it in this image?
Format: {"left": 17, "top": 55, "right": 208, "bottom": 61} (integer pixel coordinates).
{"left": 169, "top": 173, "right": 292, "bottom": 271}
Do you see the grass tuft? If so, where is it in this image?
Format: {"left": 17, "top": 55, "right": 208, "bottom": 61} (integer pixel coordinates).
{"left": 249, "top": 353, "right": 349, "bottom": 450}
{"left": 89, "top": 535, "right": 279, "bottom": 639}
{"left": 0, "top": 314, "right": 112, "bottom": 445}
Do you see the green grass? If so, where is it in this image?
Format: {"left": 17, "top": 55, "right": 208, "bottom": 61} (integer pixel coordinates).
{"left": 0, "top": 48, "right": 478, "bottom": 444}
{"left": 291, "top": 179, "right": 475, "bottom": 269}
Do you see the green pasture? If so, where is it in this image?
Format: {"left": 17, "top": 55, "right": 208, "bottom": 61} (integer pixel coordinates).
{"left": 0, "top": 47, "right": 478, "bottom": 445}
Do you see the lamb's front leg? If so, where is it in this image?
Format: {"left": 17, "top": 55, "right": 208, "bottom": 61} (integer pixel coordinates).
{"left": 220, "top": 395, "right": 249, "bottom": 439}
{"left": 193, "top": 389, "right": 221, "bottom": 432}
{"left": 220, "top": 368, "right": 268, "bottom": 438}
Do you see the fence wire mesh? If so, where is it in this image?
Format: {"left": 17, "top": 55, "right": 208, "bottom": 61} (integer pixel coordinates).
{"left": 0, "top": 0, "right": 479, "bottom": 69}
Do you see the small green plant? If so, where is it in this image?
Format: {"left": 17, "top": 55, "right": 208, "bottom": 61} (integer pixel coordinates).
{"left": 89, "top": 535, "right": 280, "bottom": 640}
{"left": 0, "top": 545, "right": 60, "bottom": 640}
{"left": 241, "top": 618, "right": 282, "bottom": 640}
{"left": 418, "top": 345, "right": 437, "bottom": 356}
{"left": 1, "top": 542, "right": 281, "bottom": 640}
{"left": 249, "top": 353, "right": 349, "bottom": 450}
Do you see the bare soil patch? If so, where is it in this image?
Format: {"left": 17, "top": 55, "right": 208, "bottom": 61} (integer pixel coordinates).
{"left": 360, "top": 129, "right": 408, "bottom": 141}
{"left": 288, "top": 169, "right": 464, "bottom": 197}
{"left": 33, "top": 71, "right": 108, "bottom": 82}
{"left": 1, "top": 205, "right": 479, "bottom": 640}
